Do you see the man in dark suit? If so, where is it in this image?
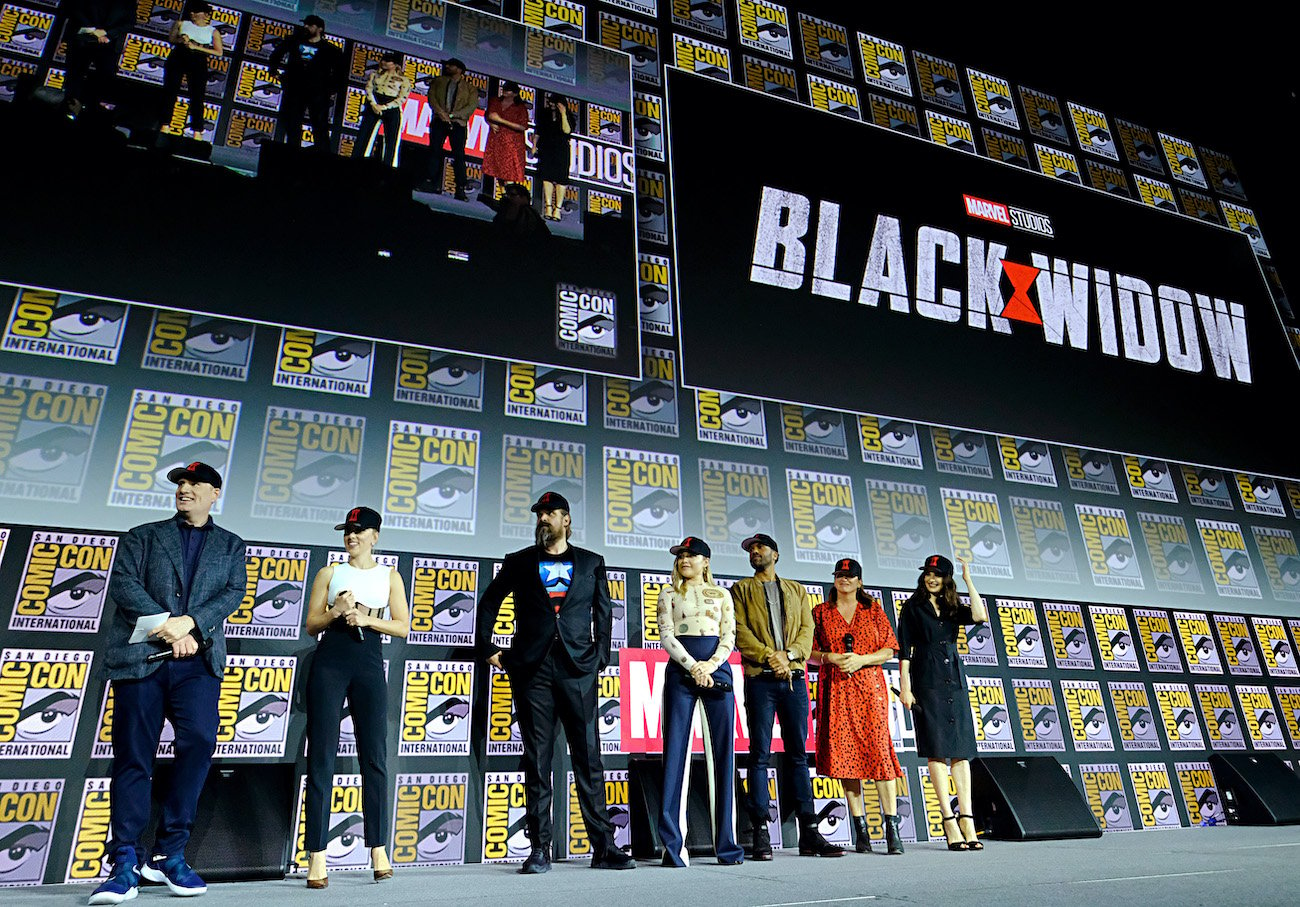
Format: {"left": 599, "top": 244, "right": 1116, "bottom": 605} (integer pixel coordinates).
{"left": 477, "top": 491, "right": 635, "bottom": 874}
{"left": 90, "top": 462, "right": 247, "bottom": 906}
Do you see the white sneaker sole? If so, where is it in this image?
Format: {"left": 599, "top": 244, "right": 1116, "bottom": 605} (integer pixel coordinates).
{"left": 140, "top": 864, "right": 207, "bottom": 896}
{"left": 88, "top": 885, "right": 137, "bottom": 905}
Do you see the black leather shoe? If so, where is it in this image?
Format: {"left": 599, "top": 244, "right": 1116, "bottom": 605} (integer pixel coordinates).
{"left": 851, "top": 815, "right": 872, "bottom": 854}
{"left": 592, "top": 848, "right": 636, "bottom": 870}
{"left": 750, "top": 825, "right": 773, "bottom": 861}
{"left": 884, "top": 814, "right": 905, "bottom": 855}
{"left": 798, "top": 823, "right": 845, "bottom": 857}
{"left": 520, "top": 845, "right": 551, "bottom": 874}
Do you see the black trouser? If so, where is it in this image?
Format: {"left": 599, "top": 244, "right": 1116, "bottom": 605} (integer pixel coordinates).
{"left": 355, "top": 96, "right": 402, "bottom": 166}
{"left": 64, "top": 34, "right": 124, "bottom": 107}
{"left": 509, "top": 644, "right": 612, "bottom": 850}
{"left": 162, "top": 46, "right": 208, "bottom": 132}
{"left": 279, "top": 86, "right": 333, "bottom": 150}
{"left": 426, "top": 117, "right": 467, "bottom": 190}
{"left": 304, "top": 626, "right": 389, "bottom": 851}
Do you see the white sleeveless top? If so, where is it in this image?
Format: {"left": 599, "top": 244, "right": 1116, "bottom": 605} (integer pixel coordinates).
{"left": 327, "top": 562, "right": 391, "bottom": 616}
{"left": 179, "top": 21, "right": 216, "bottom": 46}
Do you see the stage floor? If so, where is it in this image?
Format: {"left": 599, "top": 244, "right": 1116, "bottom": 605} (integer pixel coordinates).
{"left": 19, "top": 825, "right": 1300, "bottom": 907}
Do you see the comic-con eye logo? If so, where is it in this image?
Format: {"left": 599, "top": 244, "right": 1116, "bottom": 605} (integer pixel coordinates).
{"left": 598, "top": 12, "right": 659, "bottom": 86}
{"left": 857, "top": 416, "right": 922, "bottom": 469}
{"left": 741, "top": 53, "right": 798, "bottom": 100}
{"left": 383, "top": 421, "right": 479, "bottom": 533}
{"left": 997, "top": 599, "right": 1046, "bottom": 668}
{"left": 598, "top": 668, "right": 621, "bottom": 752}
{"left": 781, "top": 406, "right": 847, "bottom": 458}
{"left": 1134, "top": 609, "right": 1182, "bottom": 672}
{"left": 1195, "top": 684, "right": 1246, "bottom": 751}
{"left": 1172, "top": 611, "right": 1221, "bottom": 674}
{"left": 215, "top": 656, "right": 294, "bottom": 757}
{"left": 787, "top": 468, "right": 857, "bottom": 564}
{"left": 797, "top": 12, "right": 851, "bottom": 78}
{"left": 556, "top": 285, "right": 617, "bottom": 358}
{"left": 394, "top": 347, "right": 485, "bottom": 412}
{"left": 253, "top": 408, "right": 364, "bottom": 522}
{"left": 807, "top": 73, "right": 859, "bottom": 119}
{"left": 0, "top": 648, "right": 93, "bottom": 758}
{"left": 399, "top": 661, "right": 474, "bottom": 756}
{"left": 63, "top": 777, "right": 111, "bottom": 883}
{"left": 605, "top": 348, "right": 678, "bottom": 438}
{"left": 929, "top": 428, "right": 991, "bottom": 477}
{"left": 9, "top": 532, "right": 116, "bottom": 634}
{"left": 291, "top": 774, "right": 369, "bottom": 872}
{"left": 696, "top": 391, "right": 767, "bottom": 448}
{"left": 1129, "top": 763, "right": 1180, "bottom": 829}
{"left": 1088, "top": 605, "right": 1139, "bottom": 672}
{"left": 486, "top": 665, "right": 522, "bottom": 756}
{"left": 1081, "top": 764, "right": 1131, "bottom": 831}
{"left": 1075, "top": 504, "right": 1142, "bottom": 589}
{"left": 1199, "top": 521, "right": 1262, "bottom": 600}
{"left": 1013, "top": 679, "right": 1064, "bottom": 752}
{"left": 1179, "top": 465, "right": 1233, "bottom": 510}
{"left": 1236, "top": 473, "right": 1286, "bottom": 518}
{"left": 604, "top": 448, "right": 683, "bottom": 549}
{"left": 226, "top": 547, "right": 310, "bottom": 640}
{"left": 1252, "top": 615, "right": 1300, "bottom": 674}
{"left": 863, "top": 479, "right": 932, "bottom": 570}
{"left": 1153, "top": 682, "right": 1203, "bottom": 750}
{"left": 392, "top": 774, "right": 468, "bottom": 867}
{"left": 968, "top": 677, "right": 1013, "bottom": 752}
{"left": 940, "top": 487, "right": 1011, "bottom": 579}
{"left": 698, "top": 459, "right": 773, "bottom": 557}
{"left": 638, "top": 253, "right": 672, "bottom": 335}
{"left": 409, "top": 559, "right": 478, "bottom": 646}
{"left": 273, "top": 330, "right": 374, "bottom": 397}
{"left": 4, "top": 289, "right": 126, "bottom": 364}
{"left": 737, "top": 0, "right": 792, "bottom": 58}
{"left": 633, "top": 92, "right": 664, "bottom": 162}
{"left": 1009, "top": 497, "right": 1076, "bottom": 585}
{"left": 1236, "top": 685, "right": 1285, "bottom": 749}
{"left": 142, "top": 311, "right": 253, "bottom": 381}
{"left": 523, "top": 28, "right": 577, "bottom": 84}
{"left": 1018, "top": 87, "right": 1066, "bottom": 145}
{"left": 1107, "top": 681, "right": 1160, "bottom": 752}
{"left": 1061, "top": 447, "right": 1118, "bottom": 495}
{"left": 1043, "top": 602, "right": 1094, "bottom": 670}
{"left": 1062, "top": 680, "right": 1113, "bottom": 750}
{"left": 0, "top": 777, "right": 63, "bottom": 886}
{"left": 482, "top": 772, "right": 531, "bottom": 862}
{"left": 996, "top": 437, "right": 1056, "bottom": 486}
{"left": 808, "top": 776, "right": 851, "bottom": 846}
{"left": 0, "top": 373, "right": 105, "bottom": 500}
{"left": 505, "top": 362, "right": 588, "bottom": 425}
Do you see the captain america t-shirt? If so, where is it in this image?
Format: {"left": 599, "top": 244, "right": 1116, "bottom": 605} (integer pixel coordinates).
{"left": 539, "top": 550, "right": 575, "bottom": 612}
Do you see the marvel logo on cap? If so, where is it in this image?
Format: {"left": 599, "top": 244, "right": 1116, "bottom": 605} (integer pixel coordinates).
{"left": 919, "top": 554, "right": 954, "bottom": 577}
{"left": 530, "top": 491, "right": 571, "bottom": 513}
{"left": 334, "top": 505, "right": 382, "bottom": 532}
{"left": 832, "top": 558, "right": 862, "bottom": 578}
{"left": 166, "top": 460, "right": 223, "bottom": 488}
{"left": 669, "top": 536, "right": 711, "bottom": 558}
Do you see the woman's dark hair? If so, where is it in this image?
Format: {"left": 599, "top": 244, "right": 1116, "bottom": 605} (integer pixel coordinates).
{"left": 501, "top": 80, "right": 521, "bottom": 96}
{"left": 381, "top": 51, "right": 403, "bottom": 66}
{"left": 189, "top": 0, "right": 212, "bottom": 14}
{"left": 913, "top": 571, "right": 961, "bottom": 620}
{"left": 856, "top": 588, "right": 878, "bottom": 609}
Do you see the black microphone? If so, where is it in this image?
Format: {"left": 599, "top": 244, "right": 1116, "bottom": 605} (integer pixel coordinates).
{"left": 146, "top": 635, "right": 213, "bottom": 663}
{"left": 843, "top": 633, "right": 854, "bottom": 653}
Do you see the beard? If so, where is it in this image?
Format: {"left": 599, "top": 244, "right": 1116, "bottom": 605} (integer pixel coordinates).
{"left": 536, "top": 521, "right": 560, "bottom": 548}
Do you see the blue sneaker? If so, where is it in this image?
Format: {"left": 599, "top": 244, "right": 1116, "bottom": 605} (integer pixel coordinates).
{"left": 141, "top": 854, "right": 207, "bottom": 896}
{"left": 88, "top": 860, "right": 140, "bottom": 905}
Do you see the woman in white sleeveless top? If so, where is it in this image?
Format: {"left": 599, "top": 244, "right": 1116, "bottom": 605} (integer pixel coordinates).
{"left": 161, "top": 1, "right": 223, "bottom": 138}
{"left": 302, "top": 506, "right": 409, "bottom": 888}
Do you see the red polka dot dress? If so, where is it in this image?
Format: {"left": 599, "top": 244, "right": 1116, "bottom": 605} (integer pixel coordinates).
{"left": 812, "top": 599, "right": 904, "bottom": 781}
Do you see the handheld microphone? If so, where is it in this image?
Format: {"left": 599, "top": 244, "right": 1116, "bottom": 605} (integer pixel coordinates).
{"left": 843, "top": 633, "right": 854, "bottom": 653}
{"left": 146, "top": 635, "right": 213, "bottom": 663}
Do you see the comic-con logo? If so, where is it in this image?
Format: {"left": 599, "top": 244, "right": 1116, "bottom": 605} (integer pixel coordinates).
{"left": 1153, "top": 682, "right": 1203, "bottom": 750}
{"left": 605, "top": 348, "right": 678, "bottom": 437}
{"left": 696, "top": 391, "right": 766, "bottom": 448}
{"left": 736, "top": 0, "right": 791, "bottom": 58}
{"left": 108, "top": 389, "right": 240, "bottom": 512}
{"left": 699, "top": 459, "right": 773, "bottom": 558}
{"left": 391, "top": 773, "right": 468, "bottom": 867}
{"left": 482, "top": 771, "right": 531, "bottom": 862}
{"left": 63, "top": 778, "right": 111, "bottom": 883}
{"left": 1175, "top": 762, "right": 1222, "bottom": 826}
{"left": 633, "top": 92, "right": 664, "bottom": 162}
{"left": 1114, "top": 117, "right": 1163, "bottom": 174}
{"left": 637, "top": 169, "right": 668, "bottom": 244}
{"left": 1009, "top": 496, "right": 1077, "bottom": 584}
{"left": 1218, "top": 201, "right": 1270, "bottom": 257}
{"left": 252, "top": 407, "right": 363, "bottom": 522}
{"left": 1108, "top": 681, "right": 1161, "bottom": 752}
{"left": 781, "top": 406, "right": 847, "bottom": 459}
{"left": 291, "top": 774, "right": 370, "bottom": 873}
{"left": 981, "top": 127, "right": 1029, "bottom": 167}
{"left": 863, "top": 479, "right": 932, "bottom": 570}
{"left": 797, "top": 12, "right": 851, "bottom": 78}
{"left": 1252, "top": 615, "right": 1298, "bottom": 675}
{"left": 1012, "top": 678, "right": 1064, "bottom": 752}
{"left": 221, "top": 107, "right": 276, "bottom": 149}
{"left": 1235, "top": 473, "right": 1286, "bottom": 518}
{"left": 1081, "top": 763, "right": 1130, "bottom": 831}
{"left": 1200, "top": 147, "right": 1246, "bottom": 200}
{"left": 141, "top": 310, "right": 252, "bottom": 381}
{"left": 808, "top": 774, "right": 851, "bottom": 847}
{"left": 488, "top": 562, "right": 516, "bottom": 651}
{"left": 500, "top": 435, "right": 586, "bottom": 542}
{"left": 385, "top": 0, "right": 446, "bottom": 50}
{"left": 1276, "top": 686, "right": 1300, "bottom": 749}
{"left": 556, "top": 285, "right": 617, "bottom": 358}
{"left": 523, "top": 25, "right": 577, "bottom": 85}
{"left": 0, "top": 777, "right": 62, "bottom": 888}
{"left": 273, "top": 330, "right": 373, "bottom": 398}
{"left": 856, "top": 32, "right": 909, "bottom": 98}
{"left": 941, "top": 487, "right": 1011, "bottom": 579}
{"left": 858, "top": 416, "right": 922, "bottom": 469}
{"left": 1137, "top": 511, "right": 1204, "bottom": 594}
{"left": 1237, "top": 685, "right": 1284, "bottom": 749}
{"left": 787, "top": 468, "right": 857, "bottom": 564}
{"left": 408, "top": 558, "right": 477, "bottom": 646}
{"left": 996, "top": 436, "right": 1056, "bottom": 487}
{"left": 1017, "top": 86, "right": 1066, "bottom": 145}
{"left": 638, "top": 253, "right": 672, "bottom": 335}
{"left": 224, "top": 546, "right": 309, "bottom": 640}
{"left": 608, "top": 569, "right": 628, "bottom": 651}
{"left": 868, "top": 92, "right": 919, "bottom": 136}
{"left": 669, "top": 0, "right": 726, "bottom": 38}
{"left": 1042, "top": 602, "right": 1094, "bottom": 670}
{"left": 1086, "top": 160, "right": 1130, "bottom": 196}
{"left": 215, "top": 655, "right": 294, "bottom": 757}
{"left": 382, "top": 421, "right": 478, "bottom": 533}
{"left": 1134, "top": 174, "right": 1178, "bottom": 212}
{"left": 1158, "top": 132, "right": 1206, "bottom": 188}
{"left": 913, "top": 50, "right": 963, "bottom": 113}
{"left": 0, "top": 373, "right": 105, "bottom": 502}
{"left": 486, "top": 665, "right": 521, "bottom": 756}
{"left": 241, "top": 15, "right": 293, "bottom": 59}
{"left": 741, "top": 53, "right": 798, "bottom": 100}
{"left": 1251, "top": 526, "right": 1300, "bottom": 603}
{"left": 567, "top": 769, "right": 630, "bottom": 858}
{"left": 117, "top": 32, "right": 173, "bottom": 85}
{"left": 739, "top": 767, "right": 783, "bottom": 846}
{"left": 598, "top": 667, "right": 621, "bottom": 754}
{"left": 505, "top": 362, "right": 587, "bottom": 425}
{"left": 1065, "top": 100, "right": 1117, "bottom": 160}
{"left": 1180, "top": 189, "right": 1220, "bottom": 224}
{"left": 1129, "top": 763, "right": 1180, "bottom": 830}
{"left": 1121, "top": 458, "right": 1180, "bottom": 504}
{"left": 604, "top": 447, "right": 682, "bottom": 550}
{"left": 1061, "top": 679, "right": 1113, "bottom": 750}
{"left": 1172, "top": 611, "right": 1221, "bottom": 674}
{"left": 1194, "top": 684, "right": 1246, "bottom": 751}
{"left": 399, "top": 661, "right": 473, "bottom": 756}
{"left": 1213, "top": 613, "right": 1262, "bottom": 676}
{"left": 1061, "top": 447, "right": 1118, "bottom": 495}
{"left": 1134, "top": 609, "right": 1183, "bottom": 673}
{"left": 673, "top": 33, "right": 730, "bottom": 80}
{"left": 638, "top": 572, "right": 670, "bottom": 649}
{"left": 967, "top": 676, "right": 1013, "bottom": 752}
{"left": 806, "top": 73, "right": 858, "bottom": 119}
{"left": 232, "top": 60, "right": 281, "bottom": 110}
{"left": 0, "top": 648, "right": 92, "bottom": 759}
{"left": 1075, "top": 504, "right": 1142, "bottom": 589}
{"left": 955, "top": 605, "right": 997, "bottom": 666}
{"left": 1198, "top": 521, "right": 1261, "bottom": 599}
{"left": 0, "top": 57, "right": 38, "bottom": 102}
{"left": 996, "top": 599, "right": 1046, "bottom": 669}
{"left": 8, "top": 532, "right": 115, "bottom": 633}
{"left": 598, "top": 12, "right": 659, "bottom": 86}
{"left": 0, "top": 5, "right": 54, "bottom": 57}
{"left": 1088, "top": 605, "right": 1139, "bottom": 672}
{"left": 930, "top": 428, "right": 990, "bottom": 477}
{"left": 1035, "top": 144, "right": 1081, "bottom": 184}
{"left": 965, "top": 67, "right": 1017, "bottom": 129}
{"left": 4, "top": 288, "right": 126, "bottom": 364}
{"left": 394, "top": 347, "right": 484, "bottom": 411}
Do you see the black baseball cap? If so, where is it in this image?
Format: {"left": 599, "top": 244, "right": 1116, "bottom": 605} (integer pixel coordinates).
{"left": 670, "top": 536, "right": 711, "bottom": 558}
{"left": 832, "top": 558, "right": 861, "bottom": 578}
{"left": 334, "top": 506, "right": 382, "bottom": 532}
{"left": 919, "top": 554, "right": 954, "bottom": 577}
{"left": 167, "top": 461, "right": 222, "bottom": 488}
{"left": 303, "top": 14, "right": 325, "bottom": 28}
{"left": 530, "top": 491, "right": 570, "bottom": 513}
{"left": 740, "top": 533, "right": 779, "bottom": 553}
{"left": 443, "top": 57, "right": 467, "bottom": 71}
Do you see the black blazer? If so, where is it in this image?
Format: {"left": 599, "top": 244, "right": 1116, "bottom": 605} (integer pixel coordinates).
{"left": 477, "top": 544, "right": 612, "bottom": 676}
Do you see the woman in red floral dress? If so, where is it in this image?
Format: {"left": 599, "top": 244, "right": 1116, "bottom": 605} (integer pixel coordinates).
{"left": 811, "top": 558, "right": 905, "bottom": 855}
{"left": 480, "top": 80, "right": 530, "bottom": 200}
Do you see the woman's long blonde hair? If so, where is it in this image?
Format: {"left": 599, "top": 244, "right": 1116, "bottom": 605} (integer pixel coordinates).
{"left": 671, "top": 558, "right": 715, "bottom": 595}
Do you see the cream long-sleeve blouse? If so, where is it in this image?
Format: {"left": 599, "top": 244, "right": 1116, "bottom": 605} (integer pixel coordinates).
{"left": 657, "top": 582, "right": 736, "bottom": 672}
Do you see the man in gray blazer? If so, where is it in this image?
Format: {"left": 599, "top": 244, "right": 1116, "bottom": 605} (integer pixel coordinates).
{"left": 90, "top": 462, "right": 247, "bottom": 906}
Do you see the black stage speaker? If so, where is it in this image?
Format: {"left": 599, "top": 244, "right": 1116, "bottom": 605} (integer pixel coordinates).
{"left": 971, "top": 756, "right": 1102, "bottom": 840}
{"left": 150, "top": 763, "right": 296, "bottom": 881}
{"left": 627, "top": 756, "right": 723, "bottom": 858}
{"left": 1210, "top": 754, "right": 1300, "bottom": 825}
{"left": 257, "top": 140, "right": 416, "bottom": 201}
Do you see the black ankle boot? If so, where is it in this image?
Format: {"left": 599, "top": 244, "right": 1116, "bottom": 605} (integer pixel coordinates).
{"left": 851, "top": 815, "right": 872, "bottom": 853}
{"left": 798, "top": 817, "right": 845, "bottom": 857}
{"left": 884, "top": 814, "right": 904, "bottom": 855}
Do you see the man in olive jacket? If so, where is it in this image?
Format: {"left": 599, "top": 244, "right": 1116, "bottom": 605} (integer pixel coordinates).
{"left": 424, "top": 57, "right": 480, "bottom": 198}
{"left": 732, "top": 533, "right": 844, "bottom": 859}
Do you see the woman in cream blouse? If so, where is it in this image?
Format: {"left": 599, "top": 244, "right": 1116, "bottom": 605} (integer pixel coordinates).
{"left": 656, "top": 536, "right": 744, "bottom": 866}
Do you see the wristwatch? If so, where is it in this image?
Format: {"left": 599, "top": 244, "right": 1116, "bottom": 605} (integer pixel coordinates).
{"left": 786, "top": 649, "right": 797, "bottom": 662}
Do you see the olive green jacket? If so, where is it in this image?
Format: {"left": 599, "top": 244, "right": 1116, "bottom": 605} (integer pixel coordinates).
{"left": 730, "top": 575, "right": 815, "bottom": 677}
